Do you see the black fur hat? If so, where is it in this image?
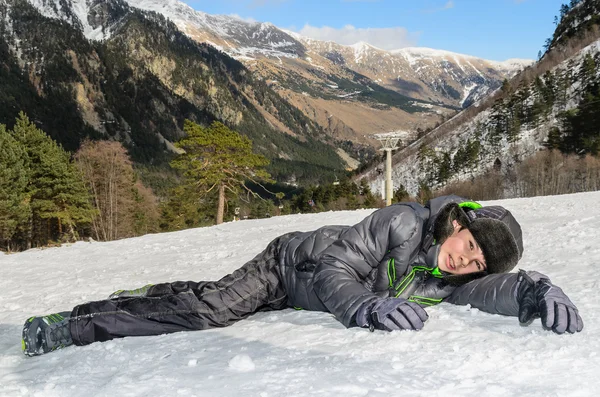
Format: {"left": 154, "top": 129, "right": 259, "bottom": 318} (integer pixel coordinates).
{"left": 467, "top": 206, "right": 523, "bottom": 274}
{"left": 432, "top": 202, "right": 523, "bottom": 285}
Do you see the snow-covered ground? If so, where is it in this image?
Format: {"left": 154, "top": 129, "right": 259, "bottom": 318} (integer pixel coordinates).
{"left": 1, "top": 192, "right": 599, "bottom": 397}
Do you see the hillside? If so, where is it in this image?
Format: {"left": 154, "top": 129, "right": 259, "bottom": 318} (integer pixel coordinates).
{"left": 123, "top": 0, "right": 530, "bottom": 147}
{"left": 0, "top": 0, "right": 346, "bottom": 185}
{"left": 361, "top": 0, "right": 600, "bottom": 196}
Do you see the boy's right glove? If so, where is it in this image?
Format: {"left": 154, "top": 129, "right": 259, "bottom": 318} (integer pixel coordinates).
{"left": 518, "top": 273, "right": 583, "bottom": 334}
{"left": 355, "top": 297, "right": 429, "bottom": 332}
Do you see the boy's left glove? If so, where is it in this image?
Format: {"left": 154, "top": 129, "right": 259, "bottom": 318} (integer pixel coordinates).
{"left": 518, "top": 276, "right": 583, "bottom": 334}
{"left": 355, "top": 297, "right": 429, "bottom": 332}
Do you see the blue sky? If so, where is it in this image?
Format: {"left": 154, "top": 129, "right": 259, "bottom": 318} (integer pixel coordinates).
{"left": 180, "top": 0, "right": 567, "bottom": 61}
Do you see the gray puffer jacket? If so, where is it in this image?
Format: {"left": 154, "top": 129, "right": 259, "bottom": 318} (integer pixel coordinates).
{"left": 278, "top": 195, "right": 540, "bottom": 327}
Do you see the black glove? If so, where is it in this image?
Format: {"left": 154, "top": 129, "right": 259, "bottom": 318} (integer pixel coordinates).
{"left": 518, "top": 275, "right": 583, "bottom": 334}
{"left": 355, "top": 298, "right": 429, "bottom": 332}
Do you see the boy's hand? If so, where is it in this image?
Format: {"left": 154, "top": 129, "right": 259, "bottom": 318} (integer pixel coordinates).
{"left": 518, "top": 277, "right": 583, "bottom": 334}
{"left": 356, "top": 298, "right": 429, "bottom": 332}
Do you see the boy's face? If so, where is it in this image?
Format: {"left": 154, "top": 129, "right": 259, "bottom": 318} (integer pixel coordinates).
{"left": 437, "top": 220, "right": 487, "bottom": 275}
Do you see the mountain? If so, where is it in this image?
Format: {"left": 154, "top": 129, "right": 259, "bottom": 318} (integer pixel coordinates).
{"left": 0, "top": 0, "right": 347, "bottom": 185}
{"left": 288, "top": 37, "right": 531, "bottom": 108}
{"left": 360, "top": 0, "right": 600, "bottom": 196}
{"left": 0, "top": 0, "right": 534, "bottom": 188}
{"left": 110, "top": 0, "right": 532, "bottom": 146}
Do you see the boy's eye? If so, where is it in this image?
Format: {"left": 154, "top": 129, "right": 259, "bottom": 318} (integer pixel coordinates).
{"left": 469, "top": 241, "right": 474, "bottom": 250}
{"left": 476, "top": 262, "right": 481, "bottom": 270}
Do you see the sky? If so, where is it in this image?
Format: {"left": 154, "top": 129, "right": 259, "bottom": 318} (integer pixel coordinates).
{"left": 180, "top": 0, "right": 567, "bottom": 61}
{"left": 1, "top": 191, "right": 598, "bottom": 396}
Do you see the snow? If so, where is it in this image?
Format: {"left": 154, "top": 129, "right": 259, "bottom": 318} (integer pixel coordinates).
{"left": 393, "top": 47, "right": 534, "bottom": 69}
{"left": 349, "top": 41, "right": 384, "bottom": 63}
{"left": 392, "top": 46, "right": 480, "bottom": 62}
{"left": 460, "top": 83, "right": 477, "bottom": 107}
{"left": 1, "top": 192, "right": 599, "bottom": 396}
{"left": 29, "top": 0, "right": 110, "bottom": 40}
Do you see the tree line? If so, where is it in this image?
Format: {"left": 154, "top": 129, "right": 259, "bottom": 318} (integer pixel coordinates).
{"left": 0, "top": 113, "right": 383, "bottom": 252}
{"left": 413, "top": 47, "right": 600, "bottom": 190}
{"left": 0, "top": 112, "right": 160, "bottom": 251}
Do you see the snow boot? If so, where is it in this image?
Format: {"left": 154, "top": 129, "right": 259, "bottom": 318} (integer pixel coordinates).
{"left": 22, "top": 312, "right": 73, "bottom": 356}
{"left": 108, "top": 284, "right": 154, "bottom": 299}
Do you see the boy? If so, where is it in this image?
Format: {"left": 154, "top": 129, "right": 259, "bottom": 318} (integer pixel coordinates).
{"left": 22, "top": 195, "right": 583, "bottom": 356}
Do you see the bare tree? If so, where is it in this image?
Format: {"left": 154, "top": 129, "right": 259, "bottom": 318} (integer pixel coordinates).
{"left": 75, "top": 140, "right": 158, "bottom": 241}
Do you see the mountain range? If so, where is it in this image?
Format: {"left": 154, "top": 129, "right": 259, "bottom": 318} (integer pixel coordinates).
{"left": 1, "top": 0, "right": 534, "bottom": 186}
{"left": 360, "top": 0, "right": 600, "bottom": 196}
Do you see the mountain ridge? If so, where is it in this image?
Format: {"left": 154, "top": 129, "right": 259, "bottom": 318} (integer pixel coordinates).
{"left": 26, "top": 0, "right": 529, "bottom": 147}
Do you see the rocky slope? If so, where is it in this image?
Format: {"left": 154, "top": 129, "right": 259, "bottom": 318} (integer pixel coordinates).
{"left": 116, "top": 0, "right": 532, "bottom": 146}
{"left": 360, "top": 0, "right": 600, "bottom": 196}
{"left": 0, "top": 0, "right": 346, "bottom": 185}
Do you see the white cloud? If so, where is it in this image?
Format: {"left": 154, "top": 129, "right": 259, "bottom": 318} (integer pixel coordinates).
{"left": 248, "top": 0, "right": 288, "bottom": 8}
{"left": 297, "top": 24, "right": 420, "bottom": 50}
{"left": 422, "top": 0, "right": 454, "bottom": 13}
{"left": 229, "top": 13, "right": 258, "bottom": 23}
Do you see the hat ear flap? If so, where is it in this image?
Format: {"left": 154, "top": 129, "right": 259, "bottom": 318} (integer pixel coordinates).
{"left": 433, "top": 203, "right": 471, "bottom": 244}
{"left": 443, "top": 271, "right": 488, "bottom": 286}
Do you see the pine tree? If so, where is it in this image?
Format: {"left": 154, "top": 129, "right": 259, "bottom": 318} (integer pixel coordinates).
{"left": 392, "top": 184, "right": 409, "bottom": 204}
{"left": 436, "top": 151, "right": 453, "bottom": 183}
{"left": 170, "top": 120, "right": 273, "bottom": 224}
{"left": 545, "top": 126, "right": 563, "bottom": 150}
{"left": 466, "top": 138, "right": 481, "bottom": 169}
{"left": 10, "top": 112, "right": 94, "bottom": 246}
{"left": 501, "top": 79, "right": 511, "bottom": 94}
{"left": 581, "top": 53, "right": 597, "bottom": 87}
{"left": 0, "top": 124, "right": 31, "bottom": 251}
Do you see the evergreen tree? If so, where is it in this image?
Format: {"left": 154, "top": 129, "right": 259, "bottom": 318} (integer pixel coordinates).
{"left": 10, "top": 112, "right": 94, "bottom": 246}
{"left": 545, "top": 126, "right": 563, "bottom": 150}
{"left": 466, "top": 138, "right": 481, "bottom": 169}
{"left": 501, "top": 79, "right": 511, "bottom": 94}
{"left": 392, "top": 184, "right": 409, "bottom": 204}
{"left": 359, "top": 178, "right": 378, "bottom": 208}
{"left": 0, "top": 124, "right": 31, "bottom": 251}
{"left": 436, "top": 151, "right": 453, "bottom": 183}
{"left": 170, "top": 120, "right": 273, "bottom": 224}
{"left": 581, "top": 53, "right": 597, "bottom": 87}
{"left": 542, "top": 71, "right": 557, "bottom": 106}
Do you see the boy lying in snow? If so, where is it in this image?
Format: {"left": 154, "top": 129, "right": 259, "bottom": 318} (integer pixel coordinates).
{"left": 22, "top": 195, "right": 583, "bottom": 356}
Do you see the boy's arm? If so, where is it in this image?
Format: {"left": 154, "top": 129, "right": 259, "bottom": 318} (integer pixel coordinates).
{"left": 445, "top": 270, "right": 583, "bottom": 333}
{"left": 443, "top": 271, "right": 547, "bottom": 316}
{"left": 312, "top": 205, "right": 423, "bottom": 327}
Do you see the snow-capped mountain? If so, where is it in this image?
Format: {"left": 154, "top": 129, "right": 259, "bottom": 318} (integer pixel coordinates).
{"left": 117, "top": 0, "right": 532, "bottom": 108}
{"left": 28, "top": 0, "right": 129, "bottom": 40}
{"left": 1, "top": 0, "right": 348, "bottom": 182}
{"left": 24, "top": 0, "right": 531, "bottom": 147}
{"left": 120, "top": 0, "right": 306, "bottom": 59}
{"left": 362, "top": 35, "right": 600, "bottom": 196}
{"left": 293, "top": 39, "right": 532, "bottom": 108}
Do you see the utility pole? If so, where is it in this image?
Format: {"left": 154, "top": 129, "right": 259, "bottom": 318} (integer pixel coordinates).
{"left": 374, "top": 132, "right": 403, "bottom": 206}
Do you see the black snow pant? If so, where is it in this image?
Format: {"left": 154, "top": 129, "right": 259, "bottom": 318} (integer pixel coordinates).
{"left": 69, "top": 236, "right": 289, "bottom": 346}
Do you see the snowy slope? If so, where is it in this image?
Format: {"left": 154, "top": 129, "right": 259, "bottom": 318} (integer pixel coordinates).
{"left": 1, "top": 191, "right": 599, "bottom": 396}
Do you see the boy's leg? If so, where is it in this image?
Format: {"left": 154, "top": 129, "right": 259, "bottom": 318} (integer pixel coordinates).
{"left": 70, "top": 236, "right": 289, "bottom": 346}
